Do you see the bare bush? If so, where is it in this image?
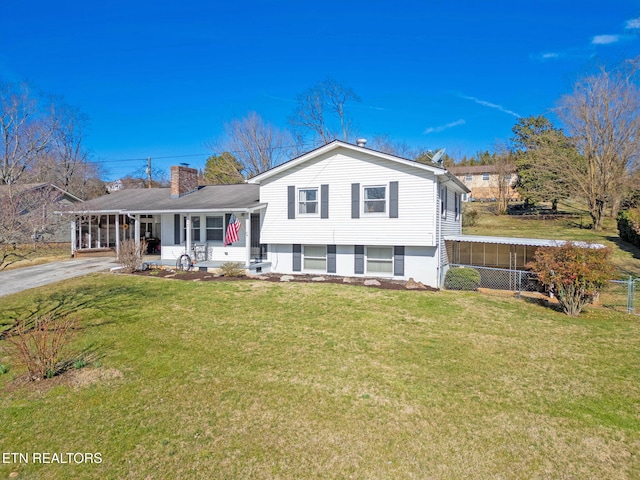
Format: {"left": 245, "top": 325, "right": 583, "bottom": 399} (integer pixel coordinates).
{"left": 3, "top": 315, "right": 77, "bottom": 381}
{"left": 117, "top": 238, "right": 147, "bottom": 273}
{"left": 219, "top": 261, "right": 246, "bottom": 277}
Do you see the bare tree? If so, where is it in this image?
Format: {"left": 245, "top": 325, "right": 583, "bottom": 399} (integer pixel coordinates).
{"left": 492, "top": 145, "right": 517, "bottom": 215}
{"left": 50, "top": 102, "right": 89, "bottom": 191}
{"left": 290, "top": 78, "right": 360, "bottom": 146}
{"left": 557, "top": 62, "right": 640, "bottom": 230}
{"left": 0, "top": 184, "right": 66, "bottom": 270}
{"left": 216, "top": 112, "right": 292, "bottom": 177}
{"left": 367, "top": 134, "right": 417, "bottom": 158}
{"left": 0, "top": 82, "right": 57, "bottom": 185}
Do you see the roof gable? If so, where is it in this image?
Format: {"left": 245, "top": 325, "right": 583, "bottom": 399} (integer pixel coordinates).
{"left": 249, "top": 140, "right": 448, "bottom": 182}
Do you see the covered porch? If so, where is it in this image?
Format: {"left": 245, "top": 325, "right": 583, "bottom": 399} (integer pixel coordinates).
{"left": 70, "top": 208, "right": 267, "bottom": 267}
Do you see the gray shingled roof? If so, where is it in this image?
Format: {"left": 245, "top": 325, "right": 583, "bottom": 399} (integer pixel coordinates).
{"left": 73, "top": 184, "right": 261, "bottom": 213}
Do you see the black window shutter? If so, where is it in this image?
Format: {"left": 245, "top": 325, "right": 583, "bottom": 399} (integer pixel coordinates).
{"left": 288, "top": 186, "right": 295, "bottom": 219}
{"left": 394, "top": 246, "right": 405, "bottom": 276}
{"left": 389, "top": 181, "right": 399, "bottom": 218}
{"left": 351, "top": 183, "right": 360, "bottom": 219}
{"left": 174, "top": 214, "right": 181, "bottom": 245}
{"left": 321, "top": 184, "right": 329, "bottom": 219}
{"left": 354, "top": 245, "right": 364, "bottom": 274}
{"left": 292, "top": 244, "right": 302, "bottom": 272}
{"left": 327, "top": 245, "right": 336, "bottom": 273}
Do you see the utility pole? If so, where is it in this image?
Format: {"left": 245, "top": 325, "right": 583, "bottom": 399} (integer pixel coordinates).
{"left": 146, "top": 157, "right": 152, "bottom": 188}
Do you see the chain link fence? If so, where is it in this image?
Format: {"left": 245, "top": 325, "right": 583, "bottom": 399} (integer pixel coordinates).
{"left": 445, "top": 265, "right": 640, "bottom": 315}
{"left": 600, "top": 277, "right": 640, "bottom": 314}
{"left": 445, "top": 264, "right": 539, "bottom": 294}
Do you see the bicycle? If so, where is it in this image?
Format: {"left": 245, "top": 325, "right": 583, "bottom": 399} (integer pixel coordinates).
{"left": 176, "top": 248, "right": 194, "bottom": 271}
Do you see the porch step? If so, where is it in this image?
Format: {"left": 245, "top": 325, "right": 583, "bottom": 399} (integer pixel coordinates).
{"left": 74, "top": 248, "right": 116, "bottom": 258}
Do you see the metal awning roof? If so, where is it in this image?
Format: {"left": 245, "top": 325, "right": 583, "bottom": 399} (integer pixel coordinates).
{"left": 444, "top": 235, "right": 605, "bottom": 249}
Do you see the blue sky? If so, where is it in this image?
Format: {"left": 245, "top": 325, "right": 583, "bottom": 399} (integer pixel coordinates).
{"left": 2, "top": 0, "right": 639, "bottom": 180}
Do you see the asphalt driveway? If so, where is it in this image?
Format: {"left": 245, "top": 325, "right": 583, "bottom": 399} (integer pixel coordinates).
{"left": 0, "top": 257, "right": 118, "bottom": 298}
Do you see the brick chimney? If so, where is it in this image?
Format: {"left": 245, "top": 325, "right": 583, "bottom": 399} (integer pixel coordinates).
{"left": 170, "top": 165, "right": 198, "bottom": 198}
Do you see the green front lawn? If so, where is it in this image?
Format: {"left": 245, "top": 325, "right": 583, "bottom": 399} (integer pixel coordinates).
{"left": 1, "top": 274, "right": 639, "bottom": 479}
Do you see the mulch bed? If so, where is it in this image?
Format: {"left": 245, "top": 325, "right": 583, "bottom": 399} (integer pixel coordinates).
{"left": 132, "top": 268, "right": 438, "bottom": 292}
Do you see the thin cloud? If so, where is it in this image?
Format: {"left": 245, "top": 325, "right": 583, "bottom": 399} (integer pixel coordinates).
{"left": 532, "top": 52, "right": 562, "bottom": 61}
{"left": 424, "top": 119, "right": 465, "bottom": 135}
{"left": 592, "top": 34, "right": 620, "bottom": 45}
{"left": 626, "top": 18, "right": 640, "bottom": 29}
{"left": 459, "top": 94, "right": 521, "bottom": 118}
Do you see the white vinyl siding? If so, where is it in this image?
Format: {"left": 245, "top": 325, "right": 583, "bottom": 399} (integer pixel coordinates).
{"left": 258, "top": 149, "right": 439, "bottom": 247}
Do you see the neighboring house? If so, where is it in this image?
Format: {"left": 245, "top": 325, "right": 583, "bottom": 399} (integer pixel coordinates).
{"left": 447, "top": 165, "right": 519, "bottom": 202}
{"left": 0, "top": 183, "right": 83, "bottom": 243}
{"left": 68, "top": 141, "right": 470, "bottom": 288}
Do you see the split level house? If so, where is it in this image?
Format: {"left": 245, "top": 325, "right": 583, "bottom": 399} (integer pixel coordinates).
{"left": 68, "top": 140, "right": 471, "bottom": 288}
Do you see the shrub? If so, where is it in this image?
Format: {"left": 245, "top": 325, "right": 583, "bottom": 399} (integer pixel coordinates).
{"left": 219, "top": 261, "right": 246, "bottom": 277}
{"left": 462, "top": 207, "right": 479, "bottom": 227}
{"left": 617, "top": 209, "right": 640, "bottom": 248}
{"left": 527, "top": 242, "right": 615, "bottom": 316}
{"left": 445, "top": 267, "right": 481, "bottom": 291}
{"left": 0, "top": 364, "right": 8, "bottom": 375}
{"left": 2, "top": 315, "right": 77, "bottom": 381}
{"left": 117, "top": 238, "right": 148, "bottom": 273}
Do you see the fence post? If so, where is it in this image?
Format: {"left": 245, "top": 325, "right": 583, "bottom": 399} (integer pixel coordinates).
{"left": 628, "top": 275, "right": 633, "bottom": 314}
{"left": 517, "top": 271, "right": 522, "bottom": 298}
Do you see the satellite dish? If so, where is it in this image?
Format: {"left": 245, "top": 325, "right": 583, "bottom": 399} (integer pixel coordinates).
{"left": 430, "top": 148, "right": 446, "bottom": 164}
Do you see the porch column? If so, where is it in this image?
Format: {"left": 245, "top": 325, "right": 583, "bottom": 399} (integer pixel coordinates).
{"left": 71, "top": 218, "right": 76, "bottom": 256}
{"left": 115, "top": 214, "right": 120, "bottom": 256}
{"left": 134, "top": 214, "right": 141, "bottom": 252}
{"left": 97, "top": 215, "right": 102, "bottom": 248}
{"left": 88, "top": 215, "right": 92, "bottom": 248}
{"left": 106, "top": 215, "right": 110, "bottom": 248}
{"left": 185, "top": 215, "right": 192, "bottom": 257}
{"left": 245, "top": 212, "right": 251, "bottom": 266}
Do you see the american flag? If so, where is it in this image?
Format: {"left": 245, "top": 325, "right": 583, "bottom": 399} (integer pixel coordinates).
{"left": 224, "top": 214, "right": 241, "bottom": 246}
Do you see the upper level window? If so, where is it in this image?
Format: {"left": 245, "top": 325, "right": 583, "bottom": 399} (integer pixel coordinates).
{"left": 441, "top": 185, "right": 448, "bottom": 218}
{"left": 364, "top": 186, "right": 386, "bottom": 213}
{"left": 298, "top": 188, "right": 318, "bottom": 215}
{"left": 465, "top": 174, "right": 473, "bottom": 182}
{"left": 482, "top": 173, "right": 490, "bottom": 181}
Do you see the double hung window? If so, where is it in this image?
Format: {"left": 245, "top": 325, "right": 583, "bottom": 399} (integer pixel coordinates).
{"left": 366, "top": 247, "right": 393, "bottom": 274}
{"left": 364, "top": 186, "right": 386, "bottom": 213}
{"left": 298, "top": 188, "right": 318, "bottom": 215}
{"left": 206, "top": 216, "right": 223, "bottom": 242}
{"left": 303, "top": 245, "right": 326, "bottom": 271}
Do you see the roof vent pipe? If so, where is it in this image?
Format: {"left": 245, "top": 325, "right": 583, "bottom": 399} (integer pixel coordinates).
{"left": 356, "top": 138, "right": 367, "bottom": 147}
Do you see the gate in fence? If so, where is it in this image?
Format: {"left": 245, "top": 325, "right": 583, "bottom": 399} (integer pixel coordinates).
{"left": 605, "top": 277, "right": 640, "bottom": 315}
{"left": 446, "top": 264, "right": 539, "bottom": 295}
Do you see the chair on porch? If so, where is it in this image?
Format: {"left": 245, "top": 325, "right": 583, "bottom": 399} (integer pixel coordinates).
{"left": 193, "top": 244, "right": 207, "bottom": 262}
